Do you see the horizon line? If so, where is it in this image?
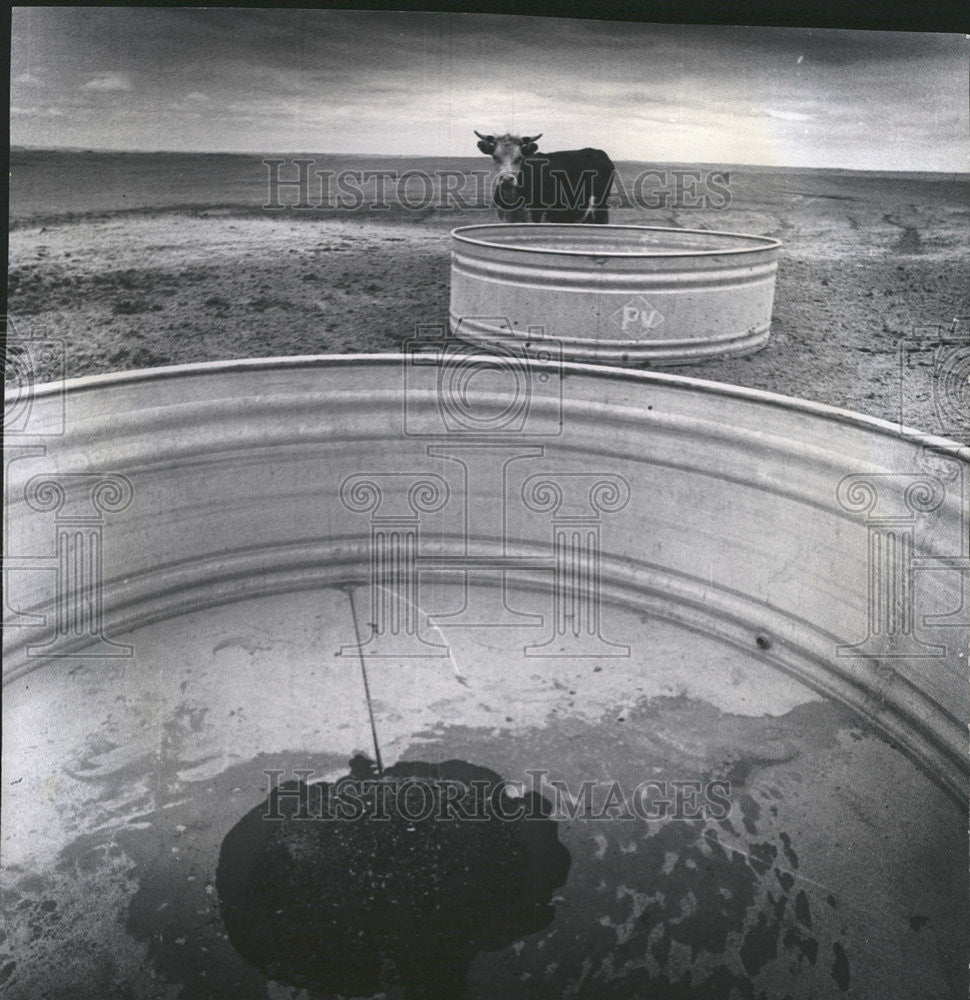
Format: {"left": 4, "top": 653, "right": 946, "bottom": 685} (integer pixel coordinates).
{"left": 10, "top": 144, "right": 970, "bottom": 176}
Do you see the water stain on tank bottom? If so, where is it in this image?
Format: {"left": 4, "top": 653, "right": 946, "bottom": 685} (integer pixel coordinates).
{"left": 1, "top": 696, "right": 965, "bottom": 999}
{"left": 216, "top": 755, "right": 571, "bottom": 999}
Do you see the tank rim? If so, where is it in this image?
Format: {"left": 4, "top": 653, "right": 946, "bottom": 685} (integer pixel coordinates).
{"left": 450, "top": 222, "right": 782, "bottom": 258}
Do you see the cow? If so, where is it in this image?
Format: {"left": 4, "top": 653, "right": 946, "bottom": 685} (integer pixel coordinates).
{"left": 474, "top": 131, "right": 615, "bottom": 224}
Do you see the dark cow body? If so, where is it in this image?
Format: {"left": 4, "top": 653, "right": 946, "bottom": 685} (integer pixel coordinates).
{"left": 475, "top": 132, "right": 615, "bottom": 224}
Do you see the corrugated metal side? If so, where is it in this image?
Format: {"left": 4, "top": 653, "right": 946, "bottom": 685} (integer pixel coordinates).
{"left": 450, "top": 224, "right": 780, "bottom": 364}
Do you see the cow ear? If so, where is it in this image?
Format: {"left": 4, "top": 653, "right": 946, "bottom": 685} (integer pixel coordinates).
{"left": 477, "top": 139, "right": 495, "bottom": 155}
{"left": 521, "top": 142, "right": 538, "bottom": 156}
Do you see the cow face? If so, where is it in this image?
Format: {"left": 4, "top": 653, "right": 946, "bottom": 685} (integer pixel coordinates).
{"left": 474, "top": 130, "right": 542, "bottom": 191}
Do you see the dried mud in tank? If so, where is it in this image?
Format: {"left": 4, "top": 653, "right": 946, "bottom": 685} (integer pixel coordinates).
{"left": 216, "top": 756, "right": 570, "bottom": 998}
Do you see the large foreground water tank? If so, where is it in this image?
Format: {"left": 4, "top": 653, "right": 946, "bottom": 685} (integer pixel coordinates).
{"left": 3, "top": 356, "right": 967, "bottom": 998}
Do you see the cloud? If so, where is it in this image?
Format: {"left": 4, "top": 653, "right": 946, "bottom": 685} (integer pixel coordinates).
{"left": 10, "top": 8, "right": 966, "bottom": 168}
{"left": 80, "top": 71, "right": 133, "bottom": 92}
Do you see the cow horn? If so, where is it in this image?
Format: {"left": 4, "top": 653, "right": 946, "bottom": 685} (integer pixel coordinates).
{"left": 474, "top": 130, "right": 495, "bottom": 142}
{"left": 521, "top": 133, "right": 543, "bottom": 144}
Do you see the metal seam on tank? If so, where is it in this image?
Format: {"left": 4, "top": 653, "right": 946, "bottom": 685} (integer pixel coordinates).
{"left": 450, "top": 223, "right": 782, "bottom": 255}
{"left": 451, "top": 240, "right": 781, "bottom": 258}
{"left": 452, "top": 247, "right": 779, "bottom": 264}
{"left": 452, "top": 257, "right": 778, "bottom": 290}
{"left": 449, "top": 339, "right": 771, "bottom": 364}
{"left": 6, "top": 475, "right": 961, "bottom": 612}
{"left": 9, "top": 399, "right": 966, "bottom": 522}
{"left": 450, "top": 279, "right": 776, "bottom": 302}
{"left": 450, "top": 316, "right": 771, "bottom": 350}
{"left": 450, "top": 323, "right": 771, "bottom": 349}
{"left": 450, "top": 270, "right": 778, "bottom": 296}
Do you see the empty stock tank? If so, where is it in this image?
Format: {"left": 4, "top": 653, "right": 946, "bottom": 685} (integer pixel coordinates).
{"left": 449, "top": 223, "right": 781, "bottom": 365}
{"left": 2, "top": 356, "right": 967, "bottom": 999}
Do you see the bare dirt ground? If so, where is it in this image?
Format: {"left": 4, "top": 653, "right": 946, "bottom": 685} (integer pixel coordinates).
{"left": 8, "top": 175, "right": 969, "bottom": 435}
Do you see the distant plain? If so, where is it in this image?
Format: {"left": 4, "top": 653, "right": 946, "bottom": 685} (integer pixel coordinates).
{"left": 9, "top": 147, "right": 969, "bottom": 434}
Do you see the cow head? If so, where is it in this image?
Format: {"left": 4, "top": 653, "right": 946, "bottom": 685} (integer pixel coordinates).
{"left": 474, "top": 130, "right": 543, "bottom": 191}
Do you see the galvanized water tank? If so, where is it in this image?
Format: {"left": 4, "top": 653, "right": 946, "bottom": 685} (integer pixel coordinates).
{"left": 3, "top": 356, "right": 967, "bottom": 998}
{"left": 450, "top": 224, "right": 781, "bottom": 364}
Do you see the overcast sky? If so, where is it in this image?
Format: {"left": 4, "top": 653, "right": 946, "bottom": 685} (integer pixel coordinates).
{"left": 10, "top": 7, "right": 969, "bottom": 170}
